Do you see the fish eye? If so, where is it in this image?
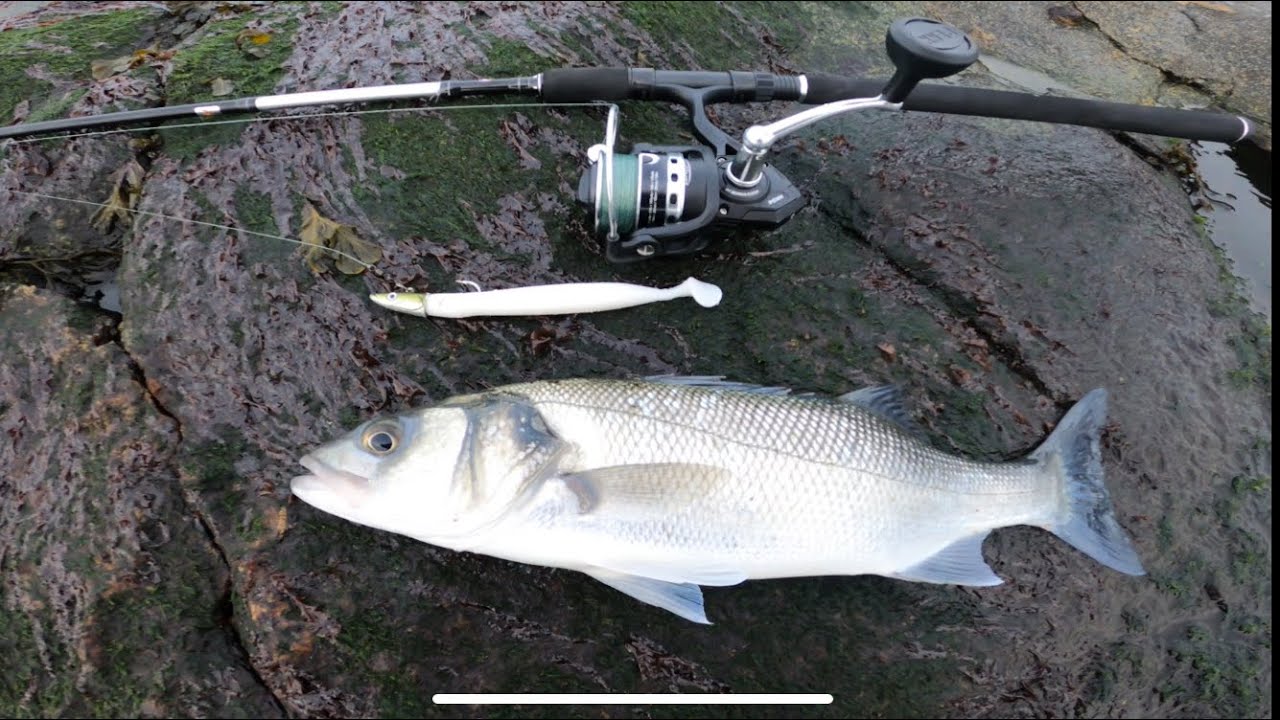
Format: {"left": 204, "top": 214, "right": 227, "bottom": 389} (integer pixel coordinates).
{"left": 361, "top": 421, "right": 401, "bottom": 455}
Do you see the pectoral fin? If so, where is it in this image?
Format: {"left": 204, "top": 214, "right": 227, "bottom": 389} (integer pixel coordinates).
{"left": 891, "top": 533, "right": 1004, "bottom": 586}
{"left": 556, "top": 464, "right": 749, "bottom": 587}
{"left": 583, "top": 567, "right": 711, "bottom": 625}
{"left": 559, "top": 463, "right": 730, "bottom": 515}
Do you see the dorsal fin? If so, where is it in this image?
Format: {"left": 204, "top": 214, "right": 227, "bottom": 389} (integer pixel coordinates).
{"left": 643, "top": 375, "right": 792, "bottom": 396}
{"left": 840, "top": 385, "right": 926, "bottom": 437}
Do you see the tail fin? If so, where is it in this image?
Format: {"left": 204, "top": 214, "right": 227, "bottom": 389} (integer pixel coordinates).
{"left": 1031, "top": 389, "right": 1146, "bottom": 576}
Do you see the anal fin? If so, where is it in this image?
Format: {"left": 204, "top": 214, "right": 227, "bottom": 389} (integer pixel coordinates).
{"left": 891, "top": 533, "right": 1003, "bottom": 586}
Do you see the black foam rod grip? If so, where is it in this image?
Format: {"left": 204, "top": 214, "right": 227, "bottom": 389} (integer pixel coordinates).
{"left": 540, "top": 68, "right": 632, "bottom": 102}
{"left": 803, "top": 74, "right": 1253, "bottom": 144}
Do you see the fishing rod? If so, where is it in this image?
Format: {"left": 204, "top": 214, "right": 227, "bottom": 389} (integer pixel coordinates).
{"left": 2, "top": 18, "right": 1255, "bottom": 266}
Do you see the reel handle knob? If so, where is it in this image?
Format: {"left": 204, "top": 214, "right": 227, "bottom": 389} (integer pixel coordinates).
{"left": 880, "top": 18, "right": 979, "bottom": 103}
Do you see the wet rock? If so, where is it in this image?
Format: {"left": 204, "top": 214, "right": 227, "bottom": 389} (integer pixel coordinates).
{"left": 926, "top": 1, "right": 1271, "bottom": 148}
{"left": 1076, "top": 0, "right": 1272, "bottom": 143}
{"left": 0, "top": 285, "right": 281, "bottom": 717}
{"left": 0, "top": 2, "right": 1270, "bottom": 718}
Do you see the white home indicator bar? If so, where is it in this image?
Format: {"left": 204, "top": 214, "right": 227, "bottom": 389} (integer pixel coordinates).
{"left": 433, "top": 693, "right": 834, "bottom": 705}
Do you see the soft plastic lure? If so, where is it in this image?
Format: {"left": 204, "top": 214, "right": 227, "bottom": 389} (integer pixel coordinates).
{"left": 369, "top": 277, "right": 723, "bottom": 319}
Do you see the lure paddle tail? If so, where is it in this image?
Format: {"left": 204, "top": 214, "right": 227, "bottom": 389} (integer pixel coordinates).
{"left": 369, "top": 278, "right": 723, "bottom": 319}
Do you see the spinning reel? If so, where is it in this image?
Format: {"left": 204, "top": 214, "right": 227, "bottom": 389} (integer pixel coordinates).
{"left": 2, "top": 16, "right": 1251, "bottom": 268}
{"left": 575, "top": 18, "right": 980, "bottom": 263}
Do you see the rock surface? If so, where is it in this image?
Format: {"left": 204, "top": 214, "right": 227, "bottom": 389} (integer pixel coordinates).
{"left": 1, "top": 2, "right": 1270, "bottom": 717}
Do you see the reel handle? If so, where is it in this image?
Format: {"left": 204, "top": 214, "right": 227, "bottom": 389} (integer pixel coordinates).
{"left": 725, "top": 17, "right": 978, "bottom": 189}
{"left": 880, "top": 18, "right": 979, "bottom": 103}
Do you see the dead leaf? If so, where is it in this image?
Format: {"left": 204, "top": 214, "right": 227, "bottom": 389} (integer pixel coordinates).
{"left": 332, "top": 226, "right": 382, "bottom": 275}
{"left": 90, "top": 56, "right": 134, "bottom": 81}
{"left": 528, "top": 327, "right": 556, "bottom": 356}
{"left": 92, "top": 160, "right": 146, "bottom": 233}
{"left": 90, "top": 46, "right": 170, "bottom": 80}
{"left": 1047, "top": 6, "right": 1085, "bottom": 27}
{"left": 236, "top": 29, "right": 273, "bottom": 58}
{"left": 210, "top": 77, "right": 235, "bottom": 96}
{"left": 969, "top": 26, "right": 997, "bottom": 46}
{"left": 299, "top": 202, "right": 380, "bottom": 274}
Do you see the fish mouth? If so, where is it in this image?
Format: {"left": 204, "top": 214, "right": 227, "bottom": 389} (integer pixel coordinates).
{"left": 291, "top": 455, "right": 374, "bottom": 513}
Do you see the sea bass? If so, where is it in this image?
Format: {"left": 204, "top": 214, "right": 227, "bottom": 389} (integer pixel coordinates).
{"left": 290, "top": 377, "right": 1145, "bottom": 624}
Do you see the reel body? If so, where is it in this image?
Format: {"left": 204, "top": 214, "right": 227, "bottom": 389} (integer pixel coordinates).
{"left": 574, "top": 17, "right": 980, "bottom": 263}
{"left": 576, "top": 142, "right": 804, "bottom": 263}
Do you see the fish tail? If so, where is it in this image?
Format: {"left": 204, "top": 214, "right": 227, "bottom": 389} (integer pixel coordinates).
{"left": 1030, "top": 389, "right": 1146, "bottom": 576}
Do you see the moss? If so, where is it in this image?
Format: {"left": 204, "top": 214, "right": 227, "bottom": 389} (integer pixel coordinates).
{"left": 617, "top": 1, "right": 812, "bottom": 69}
{"left": 1228, "top": 528, "right": 1269, "bottom": 586}
{"left": 66, "top": 557, "right": 238, "bottom": 717}
{"left": 166, "top": 13, "right": 300, "bottom": 103}
{"left": 930, "top": 385, "right": 1002, "bottom": 457}
{"left": 161, "top": 12, "right": 301, "bottom": 158}
{"left": 1153, "top": 554, "right": 1207, "bottom": 607}
{"left": 182, "top": 436, "right": 249, "bottom": 495}
{"left": 353, "top": 111, "right": 513, "bottom": 240}
{"left": 1226, "top": 316, "right": 1271, "bottom": 393}
{"left": 332, "top": 612, "right": 433, "bottom": 717}
{"left": 337, "top": 405, "right": 365, "bottom": 429}
{"left": 1197, "top": 229, "right": 1271, "bottom": 394}
{"left": 0, "top": 8, "right": 159, "bottom": 121}
{"left": 1231, "top": 474, "right": 1270, "bottom": 494}
{"left": 231, "top": 187, "right": 295, "bottom": 268}
{"left": 0, "top": 610, "right": 73, "bottom": 717}
{"left": 1167, "top": 620, "right": 1267, "bottom": 716}
{"left": 476, "top": 37, "right": 548, "bottom": 77}
{"left": 22, "top": 88, "right": 90, "bottom": 125}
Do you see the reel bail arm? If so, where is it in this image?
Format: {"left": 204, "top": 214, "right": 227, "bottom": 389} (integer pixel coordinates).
{"left": 727, "top": 18, "right": 979, "bottom": 190}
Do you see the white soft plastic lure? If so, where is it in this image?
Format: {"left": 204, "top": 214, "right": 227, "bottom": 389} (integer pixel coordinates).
{"left": 369, "top": 277, "right": 722, "bottom": 318}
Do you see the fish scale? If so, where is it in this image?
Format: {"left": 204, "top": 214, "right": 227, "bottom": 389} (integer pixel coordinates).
{"left": 486, "top": 379, "right": 1052, "bottom": 577}
{"left": 292, "top": 377, "right": 1146, "bottom": 624}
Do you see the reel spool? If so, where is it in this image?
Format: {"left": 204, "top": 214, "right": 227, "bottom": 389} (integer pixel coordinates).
{"left": 584, "top": 151, "right": 703, "bottom": 239}
{"left": 576, "top": 104, "right": 801, "bottom": 264}
{"left": 572, "top": 18, "right": 982, "bottom": 264}
{"left": 577, "top": 105, "right": 721, "bottom": 263}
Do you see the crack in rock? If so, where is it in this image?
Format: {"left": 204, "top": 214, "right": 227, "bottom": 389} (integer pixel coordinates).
{"left": 1069, "top": 1, "right": 1231, "bottom": 100}
{"left": 107, "top": 311, "right": 290, "bottom": 717}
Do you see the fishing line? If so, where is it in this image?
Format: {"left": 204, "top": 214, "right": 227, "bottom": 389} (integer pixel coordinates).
{"left": 9, "top": 189, "right": 376, "bottom": 270}
{"left": 3, "top": 101, "right": 614, "bottom": 270}
{"left": 0, "top": 101, "right": 613, "bottom": 146}
{"left": 1, "top": 17, "right": 1256, "bottom": 267}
